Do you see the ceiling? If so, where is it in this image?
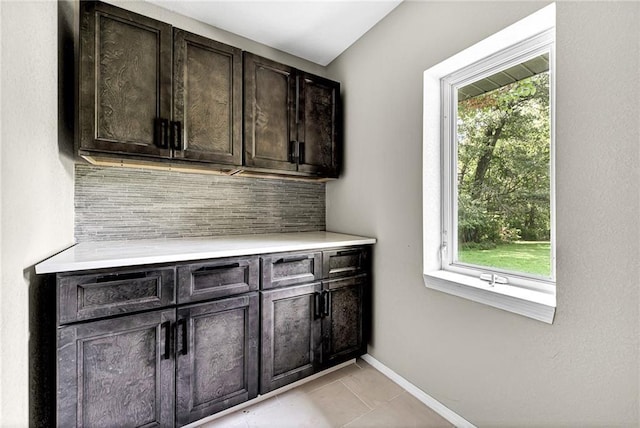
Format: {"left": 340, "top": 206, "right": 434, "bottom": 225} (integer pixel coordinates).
{"left": 145, "top": 1, "right": 403, "bottom": 66}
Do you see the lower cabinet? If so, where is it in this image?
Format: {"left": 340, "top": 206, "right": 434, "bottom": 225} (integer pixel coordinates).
{"left": 53, "top": 245, "right": 371, "bottom": 427}
{"left": 57, "top": 294, "right": 258, "bottom": 428}
{"left": 260, "top": 282, "right": 323, "bottom": 394}
{"left": 322, "top": 275, "right": 366, "bottom": 367}
{"left": 260, "top": 274, "right": 368, "bottom": 394}
{"left": 176, "top": 294, "right": 259, "bottom": 425}
{"left": 57, "top": 309, "right": 177, "bottom": 428}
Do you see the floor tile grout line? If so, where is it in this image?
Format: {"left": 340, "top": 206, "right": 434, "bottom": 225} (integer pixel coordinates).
{"left": 300, "top": 377, "right": 342, "bottom": 395}
{"left": 338, "top": 362, "right": 406, "bottom": 411}
{"left": 388, "top": 389, "right": 405, "bottom": 402}
{"left": 290, "top": 364, "right": 363, "bottom": 396}
{"left": 338, "top": 378, "right": 374, "bottom": 411}
{"left": 341, "top": 406, "right": 376, "bottom": 428}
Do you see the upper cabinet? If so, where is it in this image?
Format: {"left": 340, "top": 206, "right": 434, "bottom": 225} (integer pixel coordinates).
{"left": 79, "top": 2, "right": 242, "bottom": 165}
{"left": 79, "top": 1, "right": 173, "bottom": 158}
{"left": 173, "top": 29, "right": 242, "bottom": 164}
{"left": 243, "top": 54, "right": 297, "bottom": 173}
{"left": 297, "top": 73, "right": 340, "bottom": 177}
{"left": 79, "top": 1, "right": 341, "bottom": 179}
{"left": 244, "top": 53, "right": 341, "bottom": 178}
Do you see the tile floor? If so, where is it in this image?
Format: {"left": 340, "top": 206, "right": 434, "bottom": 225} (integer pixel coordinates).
{"left": 200, "top": 359, "right": 453, "bottom": 428}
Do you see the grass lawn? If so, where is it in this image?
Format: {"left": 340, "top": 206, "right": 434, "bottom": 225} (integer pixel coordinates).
{"left": 458, "top": 241, "right": 551, "bottom": 277}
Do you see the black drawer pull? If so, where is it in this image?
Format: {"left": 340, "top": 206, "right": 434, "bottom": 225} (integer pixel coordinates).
{"left": 171, "top": 120, "right": 183, "bottom": 150}
{"left": 274, "top": 256, "right": 308, "bottom": 264}
{"left": 323, "top": 290, "right": 330, "bottom": 317}
{"left": 154, "top": 118, "right": 169, "bottom": 149}
{"left": 336, "top": 250, "right": 360, "bottom": 257}
{"left": 298, "top": 141, "right": 305, "bottom": 165}
{"left": 162, "top": 321, "right": 171, "bottom": 360}
{"left": 288, "top": 141, "right": 297, "bottom": 163}
{"left": 314, "top": 292, "right": 322, "bottom": 319}
{"left": 95, "top": 272, "right": 147, "bottom": 283}
{"left": 196, "top": 263, "right": 240, "bottom": 272}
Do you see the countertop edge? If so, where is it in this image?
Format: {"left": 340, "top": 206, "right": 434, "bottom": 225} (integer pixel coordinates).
{"left": 35, "top": 232, "right": 376, "bottom": 274}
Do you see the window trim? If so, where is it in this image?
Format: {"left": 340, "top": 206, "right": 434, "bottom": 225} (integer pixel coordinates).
{"left": 422, "top": 3, "right": 556, "bottom": 324}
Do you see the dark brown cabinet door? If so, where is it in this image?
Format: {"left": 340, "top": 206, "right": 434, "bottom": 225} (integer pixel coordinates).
{"left": 243, "top": 52, "right": 341, "bottom": 177}
{"left": 322, "top": 275, "right": 366, "bottom": 367}
{"left": 260, "top": 282, "right": 322, "bottom": 393}
{"left": 57, "top": 309, "right": 175, "bottom": 428}
{"left": 79, "top": 1, "right": 172, "bottom": 158}
{"left": 176, "top": 294, "right": 259, "bottom": 425}
{"left": 173, "top": 29, "right": 242, "bottom": 165}
{"left": 297, "top": 74, "right": 340, "bottom": 177}
{"left": 243, "top": 53, "right": 298, "bottom": 172}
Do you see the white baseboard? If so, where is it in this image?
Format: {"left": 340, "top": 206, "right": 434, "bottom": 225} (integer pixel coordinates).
{"left": 361, "top": 354, "right": 475, "bottom": 428}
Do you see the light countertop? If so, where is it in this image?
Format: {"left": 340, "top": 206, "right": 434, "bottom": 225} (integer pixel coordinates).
{"left": 35, "top": 231, "right": 376, "bottom": 274}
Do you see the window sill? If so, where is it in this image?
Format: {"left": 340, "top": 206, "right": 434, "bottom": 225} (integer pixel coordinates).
{"left": 423, "top": 270, "right": 555, "bottom": 324}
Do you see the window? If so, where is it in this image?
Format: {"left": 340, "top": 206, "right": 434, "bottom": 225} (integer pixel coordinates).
{"left": 443, "top": 31, "right": 555, "bottom": 290}
{"left": 423, "top": 4, "right": 556, "bottom": 323}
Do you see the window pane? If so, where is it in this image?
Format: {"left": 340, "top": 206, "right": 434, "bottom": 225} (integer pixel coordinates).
{"left": 456, "top": 53, "right": 551, "bottom": 277}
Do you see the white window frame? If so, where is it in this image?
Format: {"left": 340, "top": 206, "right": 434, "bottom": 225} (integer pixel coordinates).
{"left": 423, "top": 3, "right": 556, "bottom": 324}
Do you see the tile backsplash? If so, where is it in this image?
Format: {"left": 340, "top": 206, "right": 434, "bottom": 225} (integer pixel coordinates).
{"left": 75, "top": 164, "right": 326, "bottom": 242}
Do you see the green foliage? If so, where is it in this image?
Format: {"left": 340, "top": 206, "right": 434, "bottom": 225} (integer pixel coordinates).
{"left": 457, "top": 192, "right": 501, "bottom": 243}
{"left": 456, "top": 72, "right": 550, "bottom": 246}
{"left": 459, "top": 241, "right": 497, "bottom": 251}
{"left": 459, "top": 241, "right": 551, "bottom": 277}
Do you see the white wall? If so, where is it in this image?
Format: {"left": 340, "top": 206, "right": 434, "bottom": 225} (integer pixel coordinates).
{"left": 0, "top": 1, "right": 75, "bottom": 424}
{"left": 327, "top": 1, "right": 639, "bottom": 425}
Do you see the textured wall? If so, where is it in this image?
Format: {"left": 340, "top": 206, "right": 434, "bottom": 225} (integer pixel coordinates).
{"left": 75, "top": 164, "right": 325, "bottom": 241}
{"left": 1, "top": 1, "right": 76, "bottom": 424}
{"left": 327, "top": 1, "right": 639, "bottom": 426}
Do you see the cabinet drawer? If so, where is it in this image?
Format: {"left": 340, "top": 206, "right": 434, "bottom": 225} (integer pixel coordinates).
{"left": 177, "top": 257, "right": 259, "bottom": 303}
{"left": 323, "top": 247, "right": 369, "bottom": 279}
{"left": 261, "top": 251, "right": 322, "bottom": 289}
{"left": 58, "top": 267, "right": 176, "bottom": 324}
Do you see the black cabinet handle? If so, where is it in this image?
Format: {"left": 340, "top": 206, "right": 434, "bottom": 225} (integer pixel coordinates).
{"left": 298, "top": 141, "right": 305, "bottom": 165}
{"left": 155, "top": 118, "right": 169, "bottom": 149}
{"left": 323, "top": 290, "right": 330, "bottom": 317}
{"left": 95, "top": 272, "right": 147, "bottom": 283}
{"left": 336, "top": 250, "right": 360, "bottom": 257}
{"left": 314, "top": 292, "right": 322, "bottom": 319}
{"left": 171, "top": 121, "right": 183, "bottom": 151}
{"left": 162, "top": 321, "right": 171, "bottom": 360}
{"left": 274, "top": 256, "right": 308, "bottom": 264}
{"left": 196, "top": 263, "right": 240, "bottom": 272}
{"left": 177, "top": 319, "right": 188, "bottom": 356}
{"left": 289, "top": 141, "right": 297, "bottom": 163}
